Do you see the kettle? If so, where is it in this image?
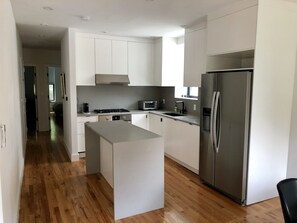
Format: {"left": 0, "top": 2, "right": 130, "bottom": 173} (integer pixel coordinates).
{"left": 82, "top": 103, "right": 89, "bottom": 113}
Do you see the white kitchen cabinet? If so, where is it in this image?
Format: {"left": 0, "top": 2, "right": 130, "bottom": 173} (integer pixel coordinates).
{"left": 131, "top": 113, "right": 149, "bottom": 130}
{"left": 184, "top": 28, "right": 206, "bottom": 87}
{"left": 95, "top": 39, "right": 112, "bottom": 74}
{"left": 154, "top": 37, "right": 183, "bottom": 87}
{"left": 148, "top": 113, "right": 165, "bottom": 136}
{"left": 75, "top": 36, "right": 95, "bottom": 86}
{"left": 165, "top": 118, "right": 199, "bottom": 173}
{"left": 207, "top": 5, "right": 257, "bottom": 55}
{"left": 95, "top": 39, "right": 128, "bottom": 75}
{"left": 112, "top": 40, "right": 128, "bottom": 74}
{"left": 128, "top": 42, "right": 154, "bottom": 86}
{"left": 148, "top": 113, "right": 199, "bottom": 173}
{"left": 77, "top": 116, "right": 98, "bottom": 152}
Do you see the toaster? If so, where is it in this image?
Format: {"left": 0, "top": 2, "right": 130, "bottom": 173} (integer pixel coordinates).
{"left": 138, "top": 100, "right": 158, "bottom": 110}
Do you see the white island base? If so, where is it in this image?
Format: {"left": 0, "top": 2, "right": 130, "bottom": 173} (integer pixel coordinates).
{"left": 85, "top": 121, "right": 164, "bottom": 220}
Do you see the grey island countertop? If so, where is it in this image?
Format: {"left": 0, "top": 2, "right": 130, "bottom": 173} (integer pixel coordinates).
{"left": 85, "top": 120, "right": 161, "bottom": 144}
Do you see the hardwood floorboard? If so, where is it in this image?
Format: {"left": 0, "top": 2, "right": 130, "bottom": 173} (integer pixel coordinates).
{"left": 19, "top": 118, "right": 283, "bottom": 223}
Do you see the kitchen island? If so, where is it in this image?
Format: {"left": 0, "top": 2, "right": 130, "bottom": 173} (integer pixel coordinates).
{"left": 85, "top": 121, "right": 164, "bottom": 220}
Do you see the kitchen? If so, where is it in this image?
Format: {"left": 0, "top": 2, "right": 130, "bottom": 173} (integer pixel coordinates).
{"left": 2, "top": 0, "right": 297, "bottom": 222}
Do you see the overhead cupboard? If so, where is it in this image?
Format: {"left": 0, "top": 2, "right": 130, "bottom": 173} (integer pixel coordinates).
{"left": 75, "top": 33, "right": 155, "bottom": 86}
{"left": 128, "top": 41, "right": 154, "bottom": 86}
{"left": 183, "top": 23, "right": 207, "bottom": 87}
{"left": 75, "top": 36, "right": 95, "bottom": 86}
{"left": 206, "top": 3, "right": 257, "bottom": 56}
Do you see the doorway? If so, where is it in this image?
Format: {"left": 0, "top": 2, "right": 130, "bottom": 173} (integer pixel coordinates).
{"left": 48, "top": 67, "right": 63, "bottom": 129}
{"left": 24, "top": 66, "right": 37, "bottom": 132}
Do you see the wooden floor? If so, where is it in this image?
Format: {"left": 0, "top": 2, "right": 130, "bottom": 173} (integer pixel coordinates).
{"left": 19, "top": 118, "right": 284, "bottom": 223}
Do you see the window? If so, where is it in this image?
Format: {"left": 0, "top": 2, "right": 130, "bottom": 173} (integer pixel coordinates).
{"left": 175, "top": 86, "right": 198, "bottom": 100}
{"left": 49, "top": 84, "right": 55, "bottom": 102}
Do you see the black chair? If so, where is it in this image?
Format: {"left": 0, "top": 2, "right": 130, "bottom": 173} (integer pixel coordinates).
{"left": 277, "top": 178, "right": 297, "bottom": 223}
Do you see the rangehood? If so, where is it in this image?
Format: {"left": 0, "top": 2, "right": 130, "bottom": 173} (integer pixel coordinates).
{"left": 95, "top": 74, "right": 130, "bottom": 85}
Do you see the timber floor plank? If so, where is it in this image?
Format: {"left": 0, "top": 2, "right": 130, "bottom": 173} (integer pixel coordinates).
{"left": 19, "top": 118, "right": 283, "bottom": 223}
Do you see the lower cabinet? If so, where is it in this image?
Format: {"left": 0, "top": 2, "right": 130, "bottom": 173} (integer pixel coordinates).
{"left": 131, "top": 113, "right": 149, "bottom": 130}
{"left": 148, "top": 113, "right": 200, "bottom": 174}
{"left": 77, "top": 116, "right": 98, "bottom": 152}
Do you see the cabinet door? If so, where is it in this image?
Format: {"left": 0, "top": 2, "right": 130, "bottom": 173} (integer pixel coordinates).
{"left": 95, "top": 39, "right": 112, "bottom": 74}
{"left": 207, "top": 6, "right": 257, "bottom": 55}
{"left": 154, "top": 38, "right": 183, "bottom": 87}
{"left": 77, "top": 116, "right": 98, "bottom": 152}
{"left": 128, "top": 42, "right": 154, "bottom": 86}
{"left": 112, "top": 40, "right": 128, "bottom": 74}
{"left": 77, "top": 134, "right": 85, "bottom": 152}
{"left": 76, "top": 37, "right": 95, "bottom": 86}
{"left": 165, "top": 119, "right": 200, "bottom": 173}
{"left": 179, "top": 123, "right": 199, "bottom": 172}
{"left": 148, "top": 114, "right": 164, "bottom": 136}
{"left": 132, "top": 113, "right": 149, "bottom": 130}
{"left": 184, "top": 28, "right": 206, "bottom": 87}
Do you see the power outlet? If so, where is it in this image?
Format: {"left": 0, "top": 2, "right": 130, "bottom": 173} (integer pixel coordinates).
{"left": 162, "top": 99, "right": 165, "bottom": 104}
{"left": 193, "top": 104, "right": 197, "bottom": 111}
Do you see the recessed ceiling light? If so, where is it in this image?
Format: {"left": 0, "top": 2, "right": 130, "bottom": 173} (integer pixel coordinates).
{"left": 80, "top": 16, "right": 91, "bottom": 21}
{"left": 42, "top": 6, "right": 53, "bottom": 11}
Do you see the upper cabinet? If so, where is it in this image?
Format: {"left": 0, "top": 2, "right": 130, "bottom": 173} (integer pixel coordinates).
{"left": 154, "top": 37, "right": 184, "bottom": 87}
{"left": 75, "top": 36, "right": 96, "bottom": 86}
{"left": 184, "top": 24, "right": 207, "bottom": 87}
{"left": 128, "top": 41, "right": 154, "bottom": 86}
{"left": 207, "top": 4, "right": 258, "bottom": 55}
{"left": 95, "top": 39, "right": 128, "bottom": 75}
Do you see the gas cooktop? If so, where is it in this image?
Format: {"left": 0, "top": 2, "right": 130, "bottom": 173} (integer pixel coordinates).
{"left": 93, "top": 108, "right": 130, "bottom": 114}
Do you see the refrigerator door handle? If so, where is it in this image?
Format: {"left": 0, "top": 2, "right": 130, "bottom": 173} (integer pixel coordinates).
{"left": 210, "top": 91, "right": 217, "bottom": 151}
{"left": 213, "top": 92, "right": 220, "bottom": 153}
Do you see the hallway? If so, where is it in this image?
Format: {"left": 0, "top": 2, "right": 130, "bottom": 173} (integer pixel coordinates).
{"left": 19, "top": 119, "right": 283, "bottom": 223}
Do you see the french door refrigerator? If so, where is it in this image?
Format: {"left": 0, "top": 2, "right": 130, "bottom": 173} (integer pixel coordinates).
{"left": 199, "top": 69, "right": 253, "bottom": 204}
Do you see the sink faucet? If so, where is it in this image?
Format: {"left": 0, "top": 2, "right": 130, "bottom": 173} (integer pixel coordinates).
{"left": 175, "top": 101, "right": 185, "bottom": 114}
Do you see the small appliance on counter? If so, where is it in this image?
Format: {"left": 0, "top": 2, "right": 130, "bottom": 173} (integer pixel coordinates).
{"left": 82, "top": 103, "right": 90, "bottom": 114}
{"left": 138, "top": 100, "right": 158, "bottom": 110}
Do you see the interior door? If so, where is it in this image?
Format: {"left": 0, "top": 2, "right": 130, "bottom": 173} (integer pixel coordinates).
{"left": 24, "top": 66, "right": 37, "bottom": 132}
{"left": 199, "top": 73, "right": 217, "bottom": 185}
{"left": 214, "top": 71, "right": 252, "bottom": 203}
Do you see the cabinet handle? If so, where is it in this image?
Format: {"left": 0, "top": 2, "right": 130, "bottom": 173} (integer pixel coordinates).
{"left": 0, "top": 124, "right": 6, "bottom": 149}
{"left": 160, "top": 118, "right": 163, "bottom": 122}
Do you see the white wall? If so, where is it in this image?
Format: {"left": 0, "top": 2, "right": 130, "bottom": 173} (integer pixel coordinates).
{"left": 247, "top": 0, "right": 297, "bottom": 204}
{"left": 61, "top": 29, "right": 79, "bottom": 161}
{"left": 23, "top": 49, "right": 61, "bottom": 131}
{"left": 287, "top": 49, "right": 297, "bottom": 178}
{"left": 0, "top": 0, "right": 25, "bottom": 222}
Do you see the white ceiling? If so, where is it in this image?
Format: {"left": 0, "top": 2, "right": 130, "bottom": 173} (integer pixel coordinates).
{"left": 11, "top": 0, "right": 241, "bottom": 50}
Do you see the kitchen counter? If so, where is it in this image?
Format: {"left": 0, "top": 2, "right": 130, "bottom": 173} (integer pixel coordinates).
{"left": 149, "top": 110, "right": 199, "bottom": 126}
{"left": 85, "top": 121, "right": 164, "bottom": 220}
{"left": 78, "top": 109, "right": 200, "bottom": 126}
{"left": 86, "top": 120, "right": 161, "bottom": 143}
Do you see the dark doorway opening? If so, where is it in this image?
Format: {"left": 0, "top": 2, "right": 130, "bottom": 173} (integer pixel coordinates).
{"left": 24, "top": 66, "right": 37, "bottom": 132}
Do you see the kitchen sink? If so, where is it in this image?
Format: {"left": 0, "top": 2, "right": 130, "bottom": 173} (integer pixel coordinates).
{"left": 163, "top": 112, "right": 185, "bottom": 117}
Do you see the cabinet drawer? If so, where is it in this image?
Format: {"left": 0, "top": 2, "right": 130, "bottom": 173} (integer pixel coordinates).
{"left": 77, "top": 116, "right": 98, "bottom": 122}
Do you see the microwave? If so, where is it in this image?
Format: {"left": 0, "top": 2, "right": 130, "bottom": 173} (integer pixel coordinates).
{"left": 138, "top": 100, "right": 158, "bottom": 110}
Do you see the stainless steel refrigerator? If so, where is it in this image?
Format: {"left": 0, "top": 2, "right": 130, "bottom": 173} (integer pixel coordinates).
{"left": 199, "top": 69, "right": 252, "bottom": 204}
